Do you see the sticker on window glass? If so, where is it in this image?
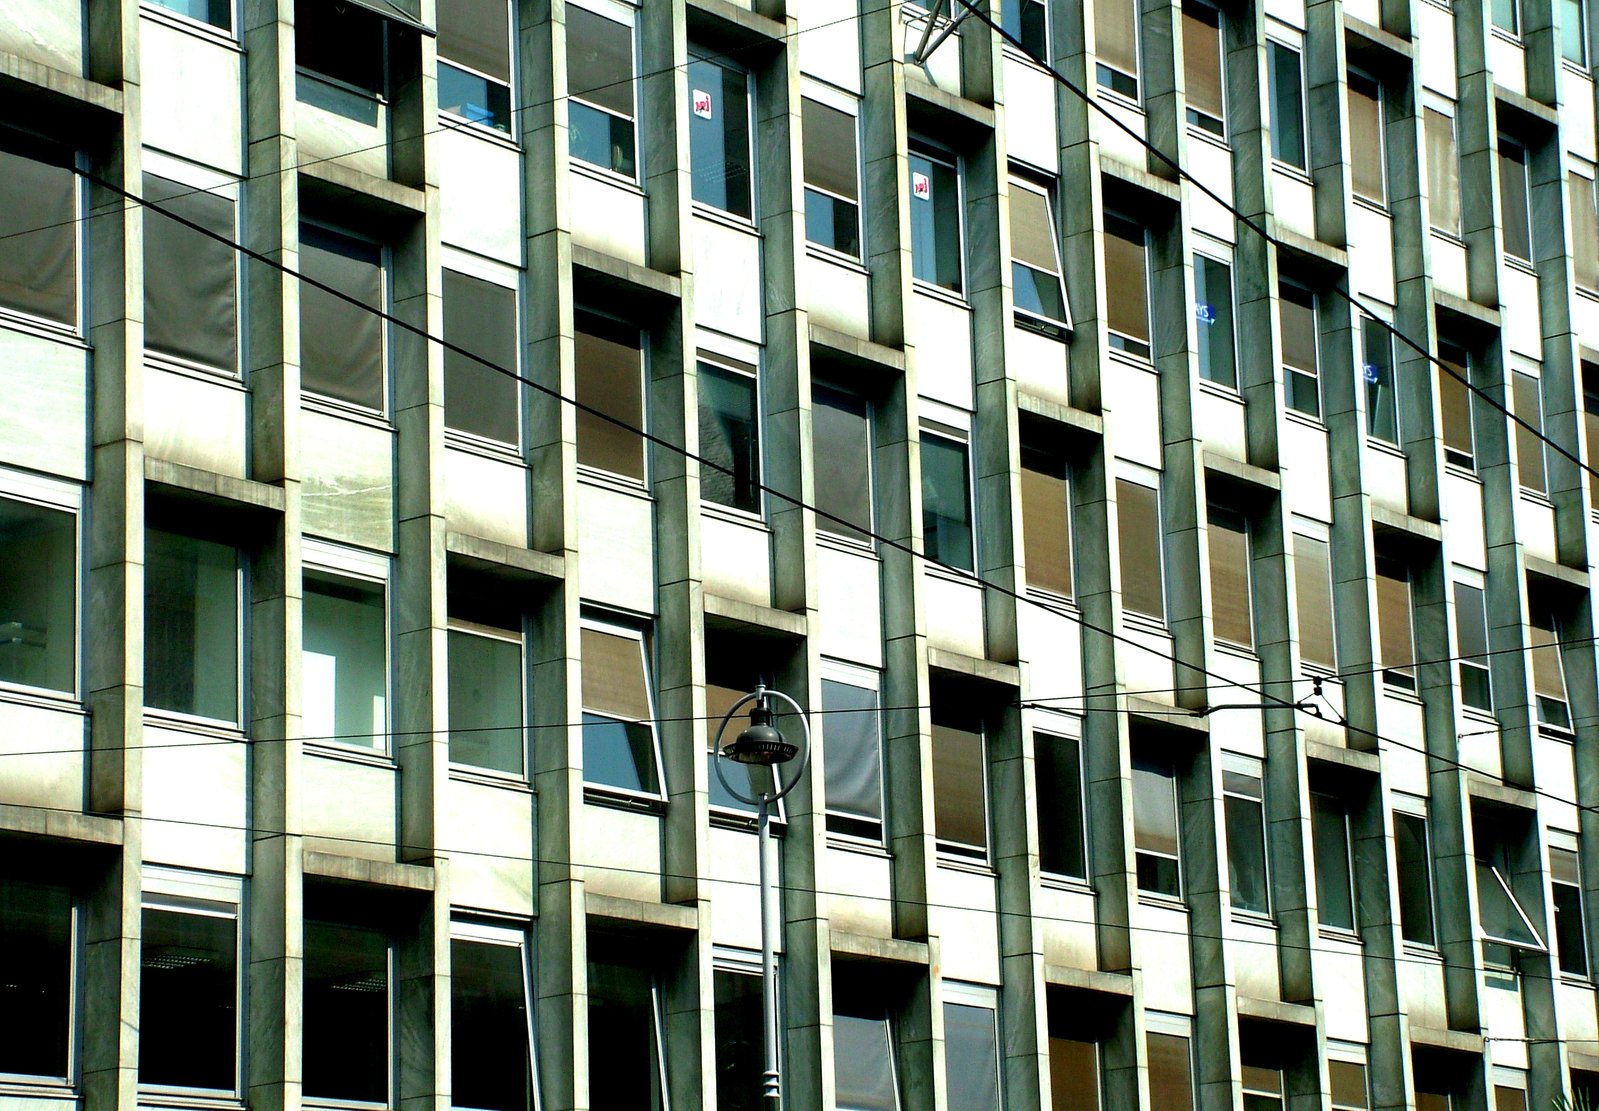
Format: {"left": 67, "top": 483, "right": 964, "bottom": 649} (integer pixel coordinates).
{"left": 1363, "top": 362, "right": 1382, "bottom": 384}
{"left": 913, "top": 171, "right": 931, "bottom": 200}
{"left": 693, "top": 89, "right": 714, "bottom": 119}
{"left": 1195, "top": 301, "right": 1216, "bottom": 325}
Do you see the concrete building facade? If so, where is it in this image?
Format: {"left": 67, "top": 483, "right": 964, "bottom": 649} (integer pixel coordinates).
{"left": 2, "top": 0, "right": 1599, "bottom": 1106}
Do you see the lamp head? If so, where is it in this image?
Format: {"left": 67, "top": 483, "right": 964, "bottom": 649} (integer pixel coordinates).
{"left": 722, "top": 693, "right": 798, "bottom": 767}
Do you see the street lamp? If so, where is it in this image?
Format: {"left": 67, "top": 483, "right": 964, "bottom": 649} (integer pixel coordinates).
{"left": 711, "top": 684, "right": 810, "bottom": 1110}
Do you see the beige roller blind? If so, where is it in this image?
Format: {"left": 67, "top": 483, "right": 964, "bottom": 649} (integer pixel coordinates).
{"left": 1049, "top": 1038, "right": 1099, "bottom": 1111}
{"left": 575, "top": 321, "right": 646, "bottom": 480}
{"left": 932, "top": 721, "right": 988, "bottom": 852}
{"left": 1096, "top": 0, "right": 1140, "bottom": 77}
{"left": 1438, "top": 346, "right": 1474, "bottom": 464}
{"left": 1009, "top": 186, "right": 1060, "bottom": 273}
{"left": 1375, "top": 558, "right": 1415, "bottom": 676}
{"left": 1425, "top": 108, "right": 1462, "bottom": 235}
{"left": 1347, "top": 75, "right": 1385, "bottom": 203}
{"left": 1116, "top": 479, "right": 1164, "bottom": 619}
{"left": 1293, "top": 534, "right": 1337, "bottom": 669}
{"left": 1145, "top": 1033, "right": 1193, "bottom": 1111}
{"left": 1570, "top": 172, "right": 1599, "bottom": 290}
{"left": 1021, "top": 458, "right": 1073, "bottom": 596}
{"left": 1207, "top": 506, "right": 1252, "bottom": 647}
{"left": 1181, "top": 5, "right": 1223, "bottom": 122}
{"left": 581, "top": 626, "right": 651, "bottom": 721}
{"left": 1103, "top": 219, "right": 1151, "bottom": 344}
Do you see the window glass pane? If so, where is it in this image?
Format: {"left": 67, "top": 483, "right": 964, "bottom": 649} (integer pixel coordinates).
{"left": 698, "top": 363, "right": 760, "bottom": 513}
{"left": 1586, "top": 362, "right": 1599, "bottom": 510}
{"left": 140, "top": 908, "right": 237, "bottom": 1090}
{"left": 823, "top": 679, "right": 885, "bottom": 833}
{"left": 1292, "top": 534, "right": 1336, "bottom": 670}
{"left": 1095, "top": 0, "right": 1139, "bottom": 84}
{"left": 0, "top": 879, "right": 72, "bottom": 1078}
{"left": 1020, "top": 449, "right": 1072, "bottom": 596}
{"left": 1268, "top": 44, "right": 1306, "bottom": 168}
{"left": 145, "top": 530, "right": 238, "bottom": 721}
{"left": 1048, "top": 1037, "right": 1099, "bottom": 1111}
{"left": 834, "top": 1010, "right": 898, "bottom": 1110}
{"left": 1104, "top": 215, "right": 1151, "bottom": 353}
{"left": 802, "top": 98, "right": 861, "bottom": 256}
{"left": 932, "top": 717, "right": 988, "bottom": 854}
{"left": 0, "top": 498, "right": 75, "bottom": 693}
{"left": 1570, "top": 174, "right": 1599, "bottom": 289}
{"left": 580, "top": 626, "right": 659, "bottom": 794}
{"left": 1194, "top": 255, "right": 1236, "bottom": 388}
{"left": 1375, "top": 554, "right": 1415, "bottom": 685}
{"left": 1476, "top": 859, "right": 1544, "bottom": 950}
{"left": 1036, "top": 733, "right": 1086, "bottom": 877}
{"left": 567, "top": 7, "right": 636, "bottom": 175}
{"left": 909, "top": 152, "right": 963, "bottom": 292}
{"left": 304, "top": 572, "right": 387, "bottom": 748}
{"left": 587, "top": 960, "right": 664, "bottom": 1109}
{"left": 1312, "top": 794, "right": 1355, "bottom": 929}
{"left": 1564, "top": 0, "right": 1588, "bottom": 61}
{"left": 1225, "top": 789, "right": 1269, "bottom": 914}
{"left": 1394, "top": 811, "right": 1436, "bottom": 946}
{"left": 1133, "top": 756, "right": 1180, "bottom": 896}
{"left": 714, "top": 970, "right": 762, "bottom": 1111}
{"left": 1530, "top": 608, "right": 1570, "bottom": 725}
{"left": 1280, "top": 282, "right": 1320, "bottom": 417}
{"left": 300, "top": 225, "right": 385, "bottom": 411}
{"left": 1513, "top": 370, "right": 1546, "bottom": 493}
{"left": 1010, "top": 186, "right": 1068, "bottom": 326}
{"left": 297, "top": 0, "right": 384, "bottom": 94}
{"left": 144, "top": 175, "right": 237, "bottom": 371}
{"left": 688, "top": 59, "right": 752, "bottom": 218}
{"left": 439, "top": 0, "right": 510, "bottom": 82}
{"left": 1453, "top": 582, "right": 1492, "bottom": 712}
{"left": 943, "top": 1002, "right": 1001, "bottom": 1111}
{"left": 1492, "top": 0, "right": 1520, "bottom": 32}
{"left": 303, "top": 921, "right": 389, "bottom": 1104}
{"left": 1116, "top": 479, "right": 1164, "bottom": 620}
{"left": 1362, "top": 317, "right": 1399, "bottom": 442}
{"left": 1182, "top": 4, "right": 1224, "bottom": 129}
{"left": 1207, "top": 505, "right": 1252, "bottom": 647}
{"left": 1499, "top": 141, "right": 1532, "bottom": 260}
{"left": 1438, "top": 346, "right": 1474, "bottom": 468}
{"left": 439, "top": 62, "right": 512, "bottom": 132}
{"left": 813, "top": 386, "right": 873, "bottom": 541}
{"left": 443, "top": 269, "right": 519, "bottom": 444}
{"left": 1330, "top": 1062, "right": 1369, "bottom": 1110}
{"left": 1551, "top": 849, "right": 1588, "bottom": 976}
{"left": 920, "top": 435, "right": 974, "bottom": 572}
{"left": 451, "top": 939, "right": 531, "bottom": 1111}
{"left": 1147, "top": 1033, "right": 1193, "bottom": 1111}
{"left": 449, "top": 629, "right": 524, "bottom": 774}
{"left": 0, "top": 147, "right": 77, "bottom": 326}
{"left": 1347, "top": 74, "right": 1385, "bottom": 203}
{"left": 1002, "top": 0, "right": 1048, "bottom": 56}
{"left": 575, "top": 316, "right": 646, "bottom": 480}
{"left": 146, "top": 0, "right": 231, "bottom": 29}
{"left": 1425, "top": 109, "right": 1462, "bottom": 236}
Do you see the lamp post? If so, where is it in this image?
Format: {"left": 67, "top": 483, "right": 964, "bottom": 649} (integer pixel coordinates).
{"left": 711, "top": 684, "right": 810, "bottom": 1110}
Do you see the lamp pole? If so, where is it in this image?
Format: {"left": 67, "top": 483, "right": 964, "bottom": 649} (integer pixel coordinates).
{"left": 712, "top": 684, "right": 810, "bottom": 1110}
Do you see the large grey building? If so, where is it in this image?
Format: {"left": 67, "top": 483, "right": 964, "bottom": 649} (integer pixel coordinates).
{"left": 0, "top": 0, "right": 1598, "bottom": 1105}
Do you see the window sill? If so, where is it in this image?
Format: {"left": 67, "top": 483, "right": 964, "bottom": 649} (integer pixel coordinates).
{"left": 1023, "top": 586, "right": 1077, "bottom": 616}
{"left": 1197, "top": 377, "right": 1244, "bottom": 403}
{"left": 1442, "top": 460, "right": 1481, "bottom": 483}
{"left": 145, "top": 352, "right": 246, "bottom": 390}
{"left": 0, "top": 683, "right": 85, "bottom": 715}
{"left": 138, "top": 1088, "right": 247, "bottom": 1110}
{"left": 1560, "top": 59, "right": 1593, "bottom": 79}
{"left": 1186, "top": 124, "right": 1231, "bottom": 152}
{"left": 700, "top": 499, "right": 769, "bottom": 532}
{"left": 142, "top": 709, "right": 245, "bottom": 739}
{"left": 582, "top": 784, "right": 668, "bottom": 814}
{"left": 936, "top": 850, "right": 996, "bottom": 875}
{"left": 1283, "top": 407, "right": 1327, "bottom": 433}
{"left": 444, "top": 428, "right": 525, "bottom": 464}
{"left": 1231, "top": 909, "right": 1276, "bottom": 928}
{"left": 826, "top": 831, "right": 892, "bottom": 857}
{"left": 1214, "top": 639, "right": 1259, "bottom": 664}
{"left": 1014, "top": 310, "right": 1071, "bottom": 343}
{"left": 1401, "top": 942, "right": 1444, "bottom": 962}
{"left": 1001, "top": 42, "right": 1052, "bottom": 70}
{"left": 439, "top": 112, "right": 520, "bottom": 151}
{"left": 1504, "top": 254, "right": 1538, "bottom": 277}
{"left": 711, "top": 805, "right": 787, "bottom": 833}
{"left": 1578, "top": 285, "right": 1599, "bottom": 304}
{"left": 817, "top": 529, "right": 879, "bottom": 559}
{"left": 1040, "top": 873, "right": 1095, "bottom": 896}
{"left": 1537, "top": 722, "right": 1575, "bottom": 742}
{"left": 1317, "top": 925, "right": 1363, "bottom": 945}
{"left": 1379, "top": 679, "right": 1422, "bottom": 702}
{"left": 1352, "top": 194, "right": 1391, "bottom": 219}
{"left": 576, "top": 466, "right": 652, "bottom": 499}
{"left": 0, "top": 1078, "right": 76, "bottom": 1100}
{"left": 1105, "top": 345, "right": 1155, "bottom": 372}
{"left": 138, "top": 2, "right": 240, "bottom": 48}
{"left": 1123, "top": 610, "right": 1171, "bottom": 639}
{"left": 1094, "top": 83, "right": 1145, "bottom": 115}
{"left": 1429, "top": 227, "right": 1468, "bottom": 248}
{"left": 570, "top": 159, "right": 645, "bottom": 196}
{"left": 1270, "top": 161, "right": 1314, "bottom": 186}
{"left": 691, "top": 203, "right": 761, "bottom": 237}
{"left": 911, "top": 280, "right": 971, "bottom": 310}
{"left": 447, "top": 764, "right": 532, "bottom": 791}
{"left": 301, "top": 394, "right": 392, "bottom": 430}
{"left": 1489, "top": 26, "right": 1524, "bottom": 46}
{"left": 1460, "top": 705, "right": 1498, "bottom": 727}
{"left": 303, "top": 739, "right": 395, "bottom": 768}
{"left": 1365, "top": 436, "right": 1406, "bottom": 460}
{"left": 804, "top": 243, "right": 870, "bottom": 273}
{"left": 0, "top": 307, "right": 86, "bottom": 348}
{"left": 1517, "top": 487, "right": 1554, "bottom": 508}
{"left": 924, "top": 560, "right": 980, "bottom": 586}
{"left": 1136, "top": 892, "right": 1188, "bottom": 912}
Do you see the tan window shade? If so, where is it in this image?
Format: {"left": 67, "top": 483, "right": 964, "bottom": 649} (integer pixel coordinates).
{"left": 1438, "top": 351, "right": 1474, "bottom": 464}
{"left": 1048, "top": 1037, "right": 1099, "bottom": 1111}
{"left": 1278, "top": 284, "right": 1318, "bottom": 373}
{"left": 1586, "top": 362, "right": 1599, "bottom": 511}
{"left": 1552, "top": 846, "right": 1581, "bottom": 886}
{"left": 1571, "top": 173, "right": 1599, "bottom": 290}
{"left": 1207, "top": 506, "right": 1252, "bottom": 647}
{"left": 439, "top": 0, "right": 510, "bottom": 82}
{"left": 1293, "top": 534, "right": 1337, "bottom": 669}
{"left": 1096, "top": 0, "right": 1140, "bottom": 77}
{"left": 580, "top": 626, "right": 651, "bottom": 721}
{"left": 932, "top": 720, "right": 988, "bottom": 852}
{"left": 1132, "top": 760, "right": 1179, "bottom": 857}
{"left": 1010, "top": 186, "right": 1060, "bottom": 273}
{"left": 704, "top": 682, "right": 747, "bottom": 754}
{"left": 1513, "top": 370, "right": 1546, "bottom": 492}
{"left": 567, "top": 6, "right": 634, "bottom": 116}
{"left": 575, "top": 319, "right": 646, "bottom": 480}
{"left": 1425, "top": 108, "right": 1462, "bottom": 235}
{"left": 1330, "top": 1061, "right": 1369, "bottom": 1109}
{"left": 1375, "top": 557, "right": 1415, "bottom": 675}
{"left": 1530, "top": 613, "right": 1568, "bottom": 703}
{"left": 1415, "top": 1095, "right": 1451, "bottom": 1111}
{"left": 1021, "top": 454, "right": 1073, "bottom": 596}
{"left": 1347, "top": 75, "right": 1385, "bottom": 203}
{"left": 801, "top": 98, "right": 859, "bottom": 201}
{"left": 1241, "top": 1066, "right": 1283, "bottom": 1095}
{"left": 1104, "top": 219, "right": 1151, "bottom": 344}
{"left": 1116, "top": 478, "right": 1164, "bottom": 619}
{"left": 1181, "top": 5, "right": 1224, "bottom": 123}
{"left": 1492, "top": 1087, "right": 1527, "bottom": 1111}
{"left": 1145, "top": 1033, "right": 1193, "bottom": 1111}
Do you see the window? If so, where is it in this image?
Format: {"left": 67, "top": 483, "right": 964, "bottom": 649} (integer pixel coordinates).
{"left": 1330, "top": 1061, "right": 1369, "bottom": 1111}
{"left": 1133, "top": 755, "right": 1181, "bottom": 897}
{"left": 1362, "top": 317, "right": 1398, "bottom": 442}
{"left": 1003, "top": 0, "right": 1048, "bottom": 56}
{"left": 1207, "top": 504, "right": 1253, "bottom": 648}
{"left": 1311, "top": 792, "right": 1356, "bottom": 930}
{"left": 1347, "top": 72, "right": 1386, "bottom": 204}
{"left": 1010, "top": 177, "right": 1069, "bottom": 333}
{"left": 145, "top": 528, "right": 239, "bottom": 722}
{"left": 438, "top": 0, "right": 512, "bottom": 130}
{"left": 1375, "top": 551, "right": 1416, "bottom": 690}
{"left": 1242, "top": 1065, "right": 1284, "bottom": 1110}
{"left": 300, "top": 223, "right": 385, "bottom": 412}
{"left": 1116, "top": 478, "right": 1164, "bottom": 621}
{"left": 1586, "top": 361, "right": 1599, "bottom": 510}
{"left": 0, "top": 493, "right": 76, "bottom": 695}
{"left": 140, "top": 902, "right": 238, "bottom": 1091}
{"left": 1035, "top": 732, "right": 1086, "bottom": 878}
{"left": 580, "top": 619, "right": 662, "bottom": 797}
{"left": 1530, "top": 603, "right": 1571, "bottom": 731}
{"left": 1047, "top": 1030, "right": 1099, "bottom": 1111}
{"left": 909, "top": 149, "right": 963, "bottom": 293}
{"left": 587, "top": 955, "right": 666, "bottom": 1108}
{"left": 1193, "top": 254, "right": 1237, "bottom": 387}
{"left": 0, "top": 876, "right": 73, "bottom": 1079}
{"left": 1182, "top": 2, "right": 1225, "bottom": 136}
{"left": 1394, "top": 809, "right": 1436, "bottom": 946}
{"left": 1551, "top": 846, "right": 1589, "bottom": 976}
{"left": 802, "top": 97, "right": 862, "bottom": 257}
{"left": 145, "top": 0, "right": 230, "bottom": 31}
{"left": 296, "top": 0, "right": 388, "bottom": 107}
{"left": 1437, "top": 342, "right": 1474, "bottom": 469}
{"left": 1511, "top": 370, "right": 1547, "bottom": 493}
{"left": 1492, "top": 0, "right": 1520, "bottom": 34}
{"left": 834, "top": 990, "right": 899, "bottom": 1111}
{"left": 1020, "top": 446, "right": 1072, "bottom": 597}
{"left": 1570, "top": 173, "right": 1599, "bottom": 290}
{"left": 303, "top": 566, "right": 388, "bottom": 749}
{"left": 713, "top": 966, "right": 763, "bottom": 1110}
{"left": 304, "top": 919, "right": 390, "bottom": 1104}
{"left": 1224, "top": 768, "right": 1269, "bottom": 914}
{"left": 1425, "top": 109, "right": 1463, "bottom": 237}
{"left": 1474, "top": 819, "right": 1546, "bottom": 959}
{"left": 1453, "top": 580, "right": 1491, "bottom": 712}
{"left": 1564, "top": 0, "right": 1589, "bottom": 63}
{"left": 443, "top": 269, "right": 519, "bottom": 446}
{"left": 813, "top": 385, "right": 874, "bottom": 541}
{"left": 1279, "top": 281, "right": 1320, "bottom": 417}
{"left": 1095, "top": 0, "right": 1140, "bottom": 97}
{"left": 1146, "top": 1031, "right": 1193, "bottom": 1111}
{"left": 920, "top": 433, "right": 975, "bottom": 572}
{"left": 688, "top": 57, "right": 753, "bottom": 218}
{"left": 1493, "top": 1087, "right": 1528, "bottom": 1111}
{"left": 1499, "top": 138, "right": 1533, "bottom": 262}
{"left": 1293, "top": 533, "right": 1337, "bottom": 670}
{"left": 698, "top": 360, "right": 761, "bottom": 514}
{"left": 1268, "top": 43, "right": 1306, "bottom": 170}
{"left": 1104, "top": 213, "right": 1151, "bottom": 358}
{"left": 575, "top": 313, "right": 646, "bottom": 481}
{"left": 0, "top": 145, "right": 77, "bottom": 327}
{"left": 931, "top": 699, "right": 989, "bottom": 859}
{"left": 567, "top": 5, "right": 637, "bottom": 177}
{"left": 144, "top": 175, "right": 237, "bottom": 371}
{"left": 822, "top": 675, "right": 886, "bottom": 841}
{"left": 448, "top": 620, "right": 525, "bottom": 775}
{"left": 943, "top": 997, "right": 1002, "bottom": 1111}
{"left": 451, "top": 927, "right": 533, "bottom": 1111}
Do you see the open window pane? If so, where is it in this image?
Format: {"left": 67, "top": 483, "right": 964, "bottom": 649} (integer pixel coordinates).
{"left": 1133, "top": 756, "right": 1181, "bottom": 896}
{"left": 580, "top": 625, "right": 660, "bottom": 795}
{"left": 448, "top": 629, "right": 524, "bottom": 774}
{"left": 1438, "top": 344, "right": 1474, "bottom": 468}
{"left": 943, "top": 1002, "right": 1002, "bottom": 1111}
{"left": 1475, "top": 860, "right": 1545, "bottom": 951}
{"left": 439, "top": 0, "right": 510, "bottom": 129}
{"left": 140, "top": 907, "right": 237, "bottom": 1091}
{"left": 300, "top": 224, "right": 385, "bottom": 411}
{"left": 1347, "top": 73, "right": 1386, "bottom": 204}
{"left": 813, "top": 386, "right": 874, "bottom": 541}
{"left": 1268, "top": 43, "right": 1306, "bottom": 168}
{"left": 909, "top": 151, "right": 963, "bottom": 293}
{"left": 1147, "top": 1033, "right": 1193, "bottom": 1111}
{"left": 0, "top": 147, "right": 76, "bottom": 326}
{"left": 1207, "top": 505, "right": 1253, "bottom": 648}
{"left": 713, "top": 970, "right": 762, "bottom": 1111}
{"left": 1394, "top": 811, "right": 1436, "bottom": 946}
{"left": 0, "top": 878, "right": 72, "bottom": 1078}
{"left": 451, "top": 938, "right": 531, "bottom": 1111}
{"left": 444, "top": 270, "right": 519, "bottom": 445}
{"left": 145, "top": 530, "right": 239, "bottom": 721}
{"left": 932, "top": 710, "right": 988, "bottom": 857}
{"left": 1375, "top": 552, "right": 1415, "bottom": 688}
{"left": 802, "top": 98, "right": 861, "bottom": 256}
{"left": 1036, "top": 733, "right": 1086, "bottom": 878}
{"left": 1292, "top": 534, "right": 1337, "bottom": 670}
{"left": 567, "top": 6, "right": 636, "bottom": 176}
{"left": 834, "top": 1007, "right": 898, "bottom": 1111}
{"left": 1530, "top": 607, "right": 1571, "bottom": 729}
{"left": 1020, "top": 447, "right": 1072, "bottom": 597}
{"left": 0, "top": 497, "right": 75, "bottom": 694}
{"left": 920, "top": 434, "right": 974, "bottom": 572}
{"left": 587, "top": 959, "right": 665, "bottom": 1109}
{"left": 1499, "top": 139, "right": 1533, "bottom": 260}
{"left": 1362, "top": 317, "right": 1399, "bottom": 442}
{"left": 1002, "top": 0, "right": 1048, "bottom": 56}
{"left": 688, "top": 58, "right": 752, "bottom": 218}
{"left": 575, "top": 315, "right": 646, "bottom": 481}
{"left": 1010, "top": 183, "right": 1068, "bottom": 327}
{"left": 823, "top": 678, "right": 885, "bottom": 838}
{"left": 144, "top": 176, "right": 237, "bottom": 371}
{"left": 1182, "top": 3, "right": 1224, "bottom": 133}
{"left": 698, "top": 362, "right": 760, "bottom": 514}
{"left": 1513, "top": 370, "right": 1547, "bottom": 493}
{"left": 297, "top": 0, "right": 385, "bottom": 96}
{"left": 1453, "top": 582, "right": 1492, "bottom": 712}
{"left": 1104, "top": 215, "right": 1151, "bottom": 356}
{"left": 1425, "top": 109, "right": 1463, "bottom": 236}
{"left": 1552, "top": 848, "right": 1588, "bottom": 976}
{"left": 1224, "top": 773, "right": 1268, "bottom": 914}
{"left": 1116, "top": 479, "right": 1164, "bottom": 620}
{"left": 1193, "top": 255, "right": 1236, "bottom": 387}
{"left": 304, "top": 571, "right": 387, "bottom": 749}
{"left": 303, "top": 921, "right": 390, "bottom": 1104}
{"left": 1279, "top": 282, "right": 1320, "bottom": 417}
{"left": 1312, "top": 794, "right": 1356, "bottom": 930}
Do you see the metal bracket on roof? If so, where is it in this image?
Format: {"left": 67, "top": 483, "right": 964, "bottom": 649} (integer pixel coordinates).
{"left": 911, "top": 0, "right": 973, "bottom": 65}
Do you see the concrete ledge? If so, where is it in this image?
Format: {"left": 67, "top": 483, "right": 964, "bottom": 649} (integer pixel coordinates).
{"left": 1494, "top": 83, "right": 1558, "bottom": 130}
{"left": 303, "top": 849, "right": 436, "bottom": 892}
{"left": 831, "top": 930, "right": 930, "bottom": 967}
{"left": 703, "top": 593, "right": 808, "bottom": 639}
{"left": 299, "top": 160, "right": 427, "bottom": 227}
{"left": 1203, "top": 450, "right": 1282, "bottom": 492}
{"left": 0, "top": 802, "right": 123, "bottom": 847}
{"left": 1409, "top": 1025, "right": 1485, "bottom": 1055}
{"left": 1017, "top": 393, "right": 1104, "bottom": 438}
{"left": 1465, "top": 775, "right": 1538, "bottom": 812}
{"left": 1524, "top": 553, "right": 1589, "bottom": 590}
{"left": 0, "top": 51, "right": 123, "bottom": 124}
{"left": 1370, "top": 502, "right": 1444, "bottom": 544}
{"left": 808, "top": 323, "right": 906, "bottom": 375}
{"left": 927, "top": 646, "right": 1020, "bottom": 689}
{"left": 145, "top": 458, "right": 286, "bottom": 514}
{"left": 1305, "top": 738, "right": 1381, "bottom": 775}
{"left": 1433, "top": 289, "right": 1500, "bottom": 330}
{"left": 685, "top": 0, "right": 786, "bottom": 48}
{"left": 1100, "top": 157, "right": 1182, "bottom": 204}
{"left": 1236, "top": 996, "right": 1316, "bottom": 1026}
{"left": 1270, "top": 224, "right": 1348, "bottom": 274}
{"left": 1343, "top": 15, "right": 1413, "bottom": 72}
{"left": 905, "top": 78, "right": 996, "bottom": 139}
{"left": 1043, "top": 963, "right": 1134, "bottom": 996}
{"left": 586, "top": 892, "right": 699, "bottom": 932}
{"left": 1126, "top": 695, "right": 1208, "bottom": 734}
{"left": 572, "top": 245, "right": 681, "bottom": 312}
{"left": 446, "top": 529, "right": 565, "bottom": 585}
{"left": 1569, "top": 1047, "right": 1599, "bottom": 1073}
